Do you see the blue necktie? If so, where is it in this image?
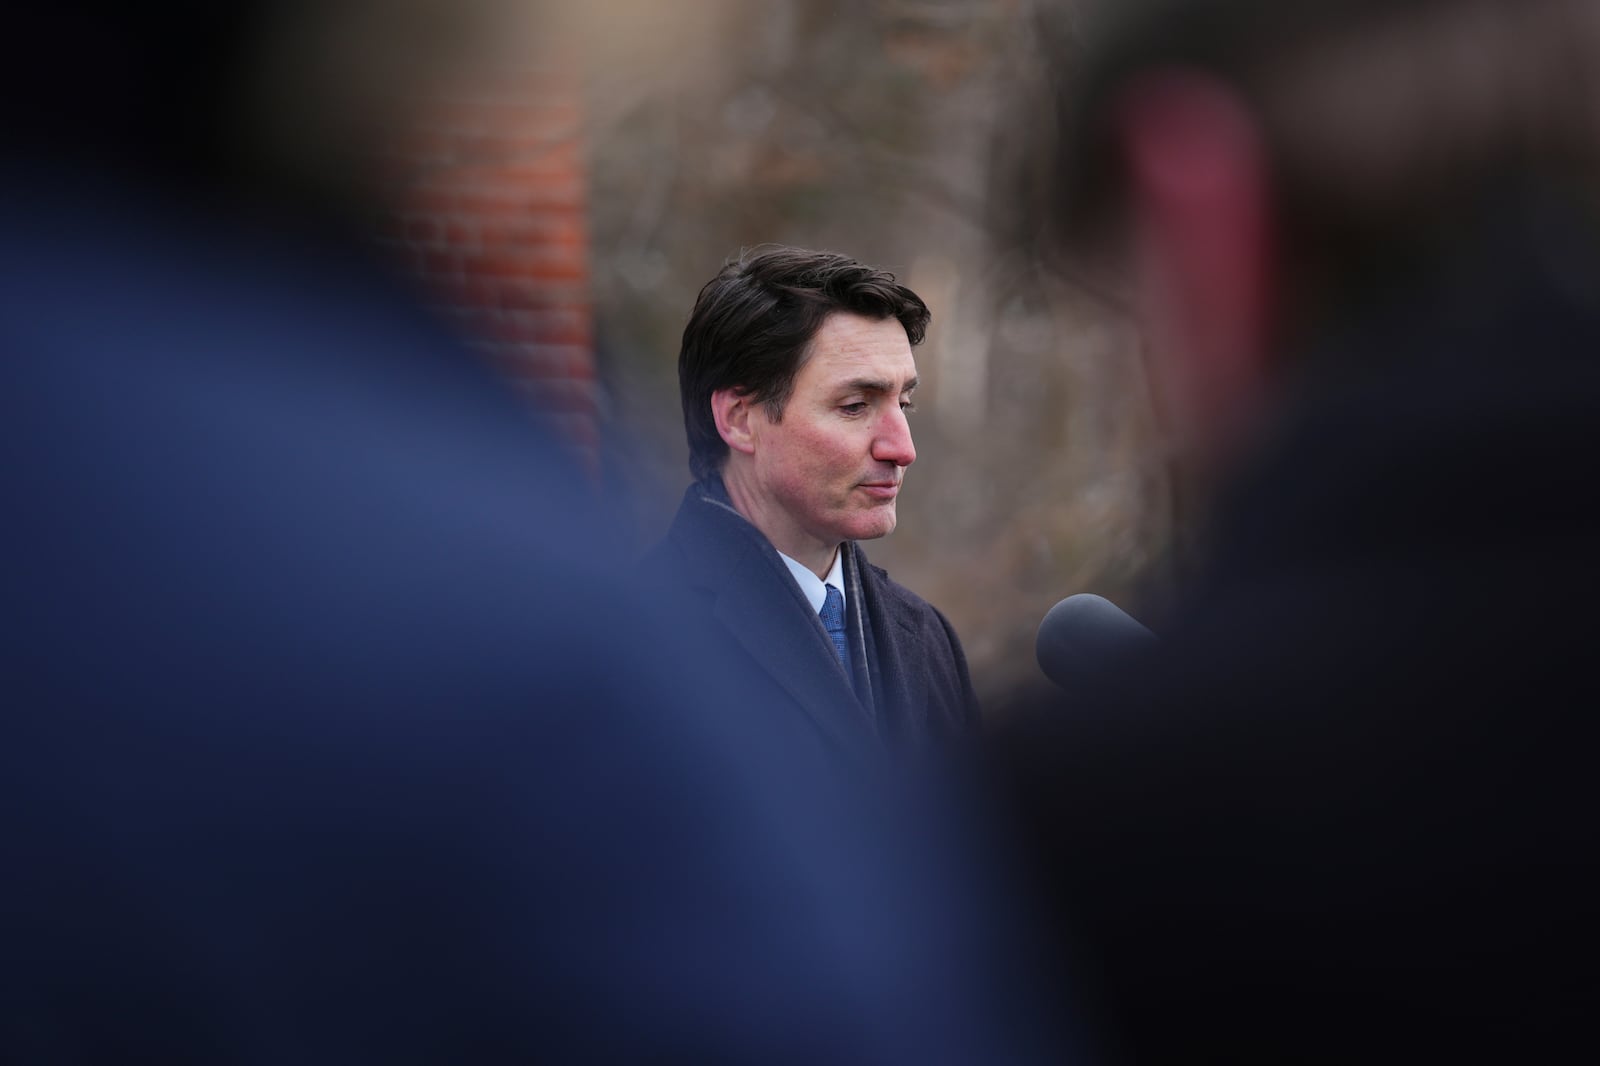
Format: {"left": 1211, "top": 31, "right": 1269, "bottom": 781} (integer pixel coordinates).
{"left": 820, "top": 584, "right": 852, "bottom": 676}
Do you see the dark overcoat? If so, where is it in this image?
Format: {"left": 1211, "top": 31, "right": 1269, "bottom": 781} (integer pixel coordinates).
{"left": 641, "top": 479, "right": 980, "bottom": 759}
{"left": 992, "top": 228, "right": 1600, "bottom": 1065}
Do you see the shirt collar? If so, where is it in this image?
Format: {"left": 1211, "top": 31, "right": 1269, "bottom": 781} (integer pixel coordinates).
{"left": 776, "top": 545, "right": 846, "bottom": 616}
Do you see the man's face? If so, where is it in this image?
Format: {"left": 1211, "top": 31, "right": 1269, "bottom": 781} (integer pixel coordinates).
{"left": 734, "top": 312, "right": 919, "bottom": 564}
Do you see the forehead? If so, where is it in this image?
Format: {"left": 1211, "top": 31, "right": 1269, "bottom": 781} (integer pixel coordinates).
{"left": 795, "top": 312, "right": 917, "bottom": 386}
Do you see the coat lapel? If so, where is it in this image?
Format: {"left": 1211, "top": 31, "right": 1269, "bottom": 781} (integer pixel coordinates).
{"left": 669, "top": 487, "right": 877, "bottom": 758}
{"left": 854, "top": 551, "right": 929, "bottom": 745}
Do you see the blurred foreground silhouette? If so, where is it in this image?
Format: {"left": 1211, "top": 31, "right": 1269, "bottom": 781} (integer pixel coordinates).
{"left": 2, "top": 5, "right": 1057, "bottom": 1061}
{"left": 994, "top": 1, "right": 1600, "bottom": 1062}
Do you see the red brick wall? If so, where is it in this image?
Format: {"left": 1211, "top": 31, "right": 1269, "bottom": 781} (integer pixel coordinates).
{"left": 381, "top": 58, "right": 599, "bottom": 470}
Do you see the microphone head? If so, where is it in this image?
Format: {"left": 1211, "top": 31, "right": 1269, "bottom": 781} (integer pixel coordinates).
{"left": 1035, "top": 594, "right": 1158, "bottom": 691}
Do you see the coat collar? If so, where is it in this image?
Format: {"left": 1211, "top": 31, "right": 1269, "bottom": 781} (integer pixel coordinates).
{"left": 667, "top": 479, "right": 880, "bottom": 758}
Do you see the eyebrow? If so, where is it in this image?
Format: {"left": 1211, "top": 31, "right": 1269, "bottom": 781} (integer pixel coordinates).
{"left": 841, "top": 376, "right": 919, "bottom": 395}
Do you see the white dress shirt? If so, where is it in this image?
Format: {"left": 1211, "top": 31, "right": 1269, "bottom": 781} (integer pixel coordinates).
{"left": 776, "top": 546, "right": 847, "bottom": 619}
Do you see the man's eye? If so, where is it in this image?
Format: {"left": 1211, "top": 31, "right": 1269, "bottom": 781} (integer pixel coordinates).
{"left": 900, "top": 399, "right": 917, "bottom": 413}
{"left": 840, "top": 402, "right": 868, "bottom": 415}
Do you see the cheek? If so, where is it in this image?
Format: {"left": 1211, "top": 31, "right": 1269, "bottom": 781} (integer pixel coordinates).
{"left": 782, "top": 427, "right": 855, "bottom": 481}
{"left": 758, "top": 419, "right": 875, "bottom": 516}
{"left": 761, "top": 440, "right": 825, "bottom": 501}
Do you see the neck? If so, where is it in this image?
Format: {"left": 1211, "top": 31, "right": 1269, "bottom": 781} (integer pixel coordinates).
{"left": 791, "top": 544, "right": 841, "bottom": 583}
{"left": 715, "top": 465, "right": 840, "bottom": 578}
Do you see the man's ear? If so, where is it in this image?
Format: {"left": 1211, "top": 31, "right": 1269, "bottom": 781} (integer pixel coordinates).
{"left": 1117, "top": 69, "right": 1277, "bottom": 438}
{"left": 710, "top": 387, "right": 758, "bottom": 457}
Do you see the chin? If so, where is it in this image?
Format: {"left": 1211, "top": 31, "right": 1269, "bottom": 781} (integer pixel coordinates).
{"left": 841, "top": 512, "right": 897, "bottom": 543}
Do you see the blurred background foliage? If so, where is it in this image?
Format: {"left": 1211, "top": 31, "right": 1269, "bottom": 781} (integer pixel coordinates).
{"left": 575, "top": 0, "right": 1176, "bottom": 702}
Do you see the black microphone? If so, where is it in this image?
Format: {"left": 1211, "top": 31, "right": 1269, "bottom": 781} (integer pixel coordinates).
{"left": 1035, "top": 594, "right": 1158, "bottom": 690}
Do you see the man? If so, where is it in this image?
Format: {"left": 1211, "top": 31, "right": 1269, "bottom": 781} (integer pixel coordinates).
{"left": 644, "top": 246, "right": 980, "bottom": 758}
{"left": 993, "top": 1, "right": 1600, "bottom": 1062}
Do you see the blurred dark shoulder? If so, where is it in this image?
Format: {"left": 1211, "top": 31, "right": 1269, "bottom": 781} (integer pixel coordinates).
{"left": 987, "top": 209, "right": 1600, "bottom": 1065}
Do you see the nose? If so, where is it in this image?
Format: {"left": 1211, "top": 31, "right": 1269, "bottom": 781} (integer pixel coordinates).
{"left": 872, "top": 405, "right": 916, "bottom": 468}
